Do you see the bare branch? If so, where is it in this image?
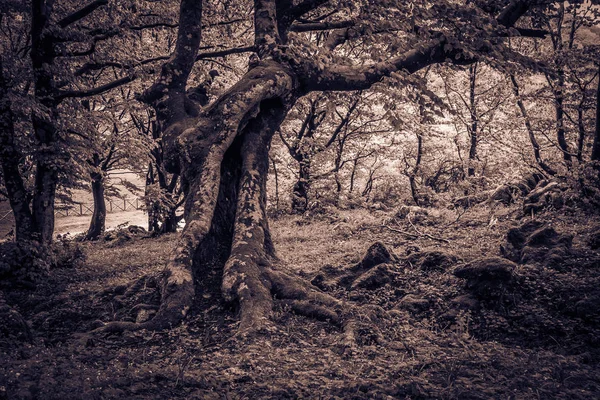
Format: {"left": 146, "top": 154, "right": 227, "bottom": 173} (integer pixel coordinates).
{"left": 58, "top": 0, "right": 108, "bottom": 28}
{"left": 56, "top": 76, "right": 136, "bottom": 100}
{"left": 289, "top": 20, "right": 354, "bottom": 32}
{"left": 195, "top": 45, "right": 256, "bottom": 60}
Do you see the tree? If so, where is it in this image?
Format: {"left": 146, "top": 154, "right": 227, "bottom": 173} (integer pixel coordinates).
{"left": 89, "top": 0, "right": 557, "bottom": 336}
{"left": 535, "top": 1, "right": 600, "bottom": 167}
{"left": 593, "top": 63, "right": 600, "bottom": 161}
{"left": 442, "top": 63, "right": 511, "bottom": 178}
{"left": 509, "top": 73, "right": 557, "bottom": 175}
{"left": 279, "top": 92, "right": 359, "bottom": 212}
{"left": 0, "top": 0, "right": 148, "bottom": 243}
{"left": 73, "top": 96, "right": 150, "bottom": 241}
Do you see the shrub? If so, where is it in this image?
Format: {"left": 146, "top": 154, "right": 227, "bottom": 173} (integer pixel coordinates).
{"left": 0, "top": 237, "right": 86, "bottom": 283}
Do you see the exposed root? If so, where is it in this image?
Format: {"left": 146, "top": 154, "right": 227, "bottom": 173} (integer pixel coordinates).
{"left": 226, "top": 261, "right": 387, "bottom": 348}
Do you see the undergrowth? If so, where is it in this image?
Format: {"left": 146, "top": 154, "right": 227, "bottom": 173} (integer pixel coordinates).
{"left": 0, "top": 204, "right": 599, "bottom": 399}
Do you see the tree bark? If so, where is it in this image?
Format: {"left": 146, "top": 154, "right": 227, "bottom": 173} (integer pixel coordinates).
{"left": 30, "top": 0, "right": 60, "bottom": 244}
{"left": 85, "top": 172, "right": 106, "bottom": 241}
{"left": 554, "top": 67, "right": 572, "bottom": 165}
{"left": 409, "top": 133, "right": 423, "bottom": 206}
{"left": 0, "top": 60, "right": 34, "bottom": 242}
{"left": 467, "top": 63, "right": 478, "bottom": 177}
{"left": 592, "top": 65, "right": 600, "bottom": 162}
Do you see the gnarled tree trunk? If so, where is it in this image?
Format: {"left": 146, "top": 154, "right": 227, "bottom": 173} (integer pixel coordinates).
{"left": 93, "top": 0, "right": 539, "bottom": 337}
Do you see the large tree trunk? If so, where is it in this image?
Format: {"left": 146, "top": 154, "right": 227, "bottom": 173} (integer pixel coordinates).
{"left": 30, "top": 117, "right": 59, "bottom": 244}
{"left": 96, "top": 62, "right": 302, "bottom": 333}
{"left": 30, "top": 2, "right": 60, "bottom": 244}
{"left": 85, "top": 172, "right": 106, "bottom": 241}
{"left": 96, "top": 62, "right": 359, "bottom": 337}
{"left": 592, "top": 66, "right": 600, "bottom": 162}
{"left": 0, "top": 60, "right": 34, "bottom": 242}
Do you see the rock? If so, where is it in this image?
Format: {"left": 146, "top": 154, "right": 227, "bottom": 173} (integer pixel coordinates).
{"left": 454, "top": 257, "right": 515, "bottom": 281}
{"left": 501, "top": 222, "right": 572, "bottom": 269}
{"left": 396, "top": 295, "right": 430, "bottom": 313}
{"left": 502, "top": 220, "right": 544, "bottom": 262}
{"left": 523, "top": 181, "right": 567, "bottom": 214}
{"left": 350, "top": 263, "right": 395, "bottom": 290}
{"left": 355, "top": 242, "right": 393, "bottom": 270}
{"left": 128, "top": 225, "right": 147, "bottom": 235}
{"left": 454, "top": 257, "right": 516, "bottom": 298}
{"left": 406, "top": 250, "right": 458, "bottom": 272}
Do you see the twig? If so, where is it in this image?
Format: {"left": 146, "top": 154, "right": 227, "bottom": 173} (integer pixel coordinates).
{"left": 407, "top": 214, "right": 450, "bottom": 243}
{"left": 382, "top": 224, "right": 419, "bottom": 238}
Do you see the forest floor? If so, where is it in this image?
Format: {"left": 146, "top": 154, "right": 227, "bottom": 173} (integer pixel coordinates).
{"left": 1, "top": 202, "right": 599, "bottom": 399}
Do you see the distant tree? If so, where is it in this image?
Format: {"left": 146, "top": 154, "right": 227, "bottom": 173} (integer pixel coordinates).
{"left": 279, "top": 93, "right": 359, "bottom": 212}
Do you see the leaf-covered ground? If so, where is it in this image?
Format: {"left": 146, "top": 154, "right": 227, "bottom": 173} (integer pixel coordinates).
{"left": 1, "top": 204, "right": 599, "bottom": 399}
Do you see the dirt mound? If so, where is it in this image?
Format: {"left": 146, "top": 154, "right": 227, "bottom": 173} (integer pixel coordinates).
{"left": 405, "top": 250, "right": 458, "bottom": 272}
{"left": 454, "top": 257, "right": 516, "bottom": 299}
{"left": 501, "top": 221, "right": 573, "bottom": 270}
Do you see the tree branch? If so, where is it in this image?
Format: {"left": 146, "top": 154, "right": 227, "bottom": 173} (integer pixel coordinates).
{"left": 58, "top": 0, "right": 108, "bottom": 28}
{"left": 56, "top": 76, "right": 136, "bottom": 100}
{"left": 289, "top": 20, "right": 354, "bottom": 32}
{"left": 195, "top": 45, "right": 256, "bottom": 60}
{"left": 305, "top": 0, "right": 535, "bottom": 92}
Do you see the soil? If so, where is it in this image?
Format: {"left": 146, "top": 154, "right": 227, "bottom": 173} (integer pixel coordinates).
{"left": 1, "top": 204, "right": 599, "bottom": 399}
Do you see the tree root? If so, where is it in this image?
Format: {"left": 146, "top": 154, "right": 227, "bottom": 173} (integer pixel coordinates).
{"left": 226, "top": 262, "right": 387, "bottom": 348}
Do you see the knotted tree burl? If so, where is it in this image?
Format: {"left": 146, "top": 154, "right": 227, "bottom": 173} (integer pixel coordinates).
{"left": 94, "top": 0, "right": 543, "bottom": 336}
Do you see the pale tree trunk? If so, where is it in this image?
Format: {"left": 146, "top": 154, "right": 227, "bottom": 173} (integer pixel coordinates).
{"left": 467, "top": 63, "right": 478, "bottom": 177}
{"left": 409, "top": 132, "right": 423, "bottom": 206}
{"left": 85, "top": 172, "right": 106, "bottom": 241}
{"left": 549, "top": 3, "right": 572, "bottom": 166}
{"left": 510, "top": 74, "right": 556, "bottom": 175}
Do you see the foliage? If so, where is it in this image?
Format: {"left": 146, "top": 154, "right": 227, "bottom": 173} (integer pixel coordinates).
{"left": 0, "top": 237, "right": 85, "bottom": 283}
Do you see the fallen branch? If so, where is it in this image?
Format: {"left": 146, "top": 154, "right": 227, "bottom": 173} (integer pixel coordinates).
{"left": 407, "top": 214, "right": 450, "bottom": 243}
